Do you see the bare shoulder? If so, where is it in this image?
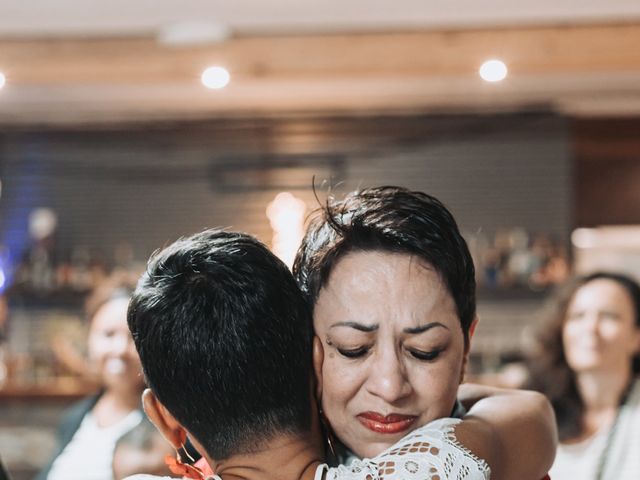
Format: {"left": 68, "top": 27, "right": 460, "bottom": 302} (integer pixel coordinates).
{"left": 455, "top": 388, "right": 557, "bottom": 480}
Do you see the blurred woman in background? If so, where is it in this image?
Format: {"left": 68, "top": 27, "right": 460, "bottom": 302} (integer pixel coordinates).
{"left": 528, "top": 272, "right": 640, "bottom": 480}
{"left": 37, "top": 285, "right": 171, "bottom": 480}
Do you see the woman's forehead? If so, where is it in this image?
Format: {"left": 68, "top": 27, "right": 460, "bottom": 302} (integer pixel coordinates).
{"left": 315, "top": 250, "right": 459, "bottom": 329}
{"left": 90, "top": 297, "right": 130, "bottom": 330}
{"left": 571, "top": 279, "right": 632, "bottom": 308}
{"left": 327, "top": 250, "right": 439, "bottom": 282}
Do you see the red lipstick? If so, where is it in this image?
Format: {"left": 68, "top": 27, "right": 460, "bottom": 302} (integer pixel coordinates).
{"left": 357, "top": 412, "right": 417, "bottom": 434}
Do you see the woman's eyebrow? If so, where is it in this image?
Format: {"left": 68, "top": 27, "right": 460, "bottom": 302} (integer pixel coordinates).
{"left": 403, "top": 322, "right": 449, "bottom": 334}
{"left": 329, "top": 321, "right": 378, "bottom": 332}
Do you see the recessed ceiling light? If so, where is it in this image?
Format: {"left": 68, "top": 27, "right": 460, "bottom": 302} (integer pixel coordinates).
{"left": 0, "top": 72, "right": 6, "bottom": 90}
{"left": 201, "top": 66, "right": 230, "bottom": 89}
{"left": 479, "top": 59, "right": 508, "bottom": 82}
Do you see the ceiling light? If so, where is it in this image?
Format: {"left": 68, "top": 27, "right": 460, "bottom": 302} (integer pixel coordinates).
{"left": 201, "top": 66, "right": 230, "bottom": 89}
{"left": 0, "top": 72, "right": 6, "bottom": 89}
{"left": 479, "top": 59, "right": 508, "bottom": 82}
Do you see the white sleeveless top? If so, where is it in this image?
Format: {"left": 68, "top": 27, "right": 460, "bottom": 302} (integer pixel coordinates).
{"left": 125, "top": 417, "right": 490, "bottom": 480}
{"left": 48, "top": 409, "right": 143, "bottom": 480}
{"left": 550, "top": 379, "right": 640, "bottom": 480}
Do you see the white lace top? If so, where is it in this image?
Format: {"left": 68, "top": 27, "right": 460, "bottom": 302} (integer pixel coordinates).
{"left": 316, "top": 418, "right": 490, "bottom": 480}
{"left": 125, "top": 417, "right": 490, "bottom": 480}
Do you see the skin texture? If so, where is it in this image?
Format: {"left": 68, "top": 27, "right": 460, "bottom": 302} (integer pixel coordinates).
{"left": 88, "top": 297, "right": 144, "bottom": 399}
{"left": 562, "top": 278, "right": 640, "bottom": 375}
{"left": 313, "top": 250, "right": 470, "bottom": 458}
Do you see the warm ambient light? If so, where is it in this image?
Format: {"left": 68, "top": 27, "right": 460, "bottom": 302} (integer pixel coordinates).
{"left": 266, "top": 192, "right": 307, "bottom": 269}
{"left": 201, "top": 66, "right": 230, "bottom": 89}
{"left": 479, "top": 59, "right": 508, "bottom": 82}
{"left": 0, "top": 72, "right": 6, "bottom": 89}
{"left": 571, "top": 228, "right": 597, "bottom": 249}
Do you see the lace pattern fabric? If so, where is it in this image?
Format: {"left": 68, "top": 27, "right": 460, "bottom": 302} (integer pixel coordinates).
{"left": 319, "top": 418, "right": 490, "bottom": 480}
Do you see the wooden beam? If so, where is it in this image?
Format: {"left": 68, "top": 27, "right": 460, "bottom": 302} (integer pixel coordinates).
{"left": 1, "top": 22, "right": 639, "bottom": 86}
{"left": 1, "top": 23, "right": 640, "bottom": 124}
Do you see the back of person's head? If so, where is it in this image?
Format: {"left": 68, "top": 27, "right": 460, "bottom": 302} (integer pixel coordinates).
{"left": 127, "top": 229, "right": 314, "bottom": 460}
{"left": 293, "top": 185, "right": 476, "bottom": 339}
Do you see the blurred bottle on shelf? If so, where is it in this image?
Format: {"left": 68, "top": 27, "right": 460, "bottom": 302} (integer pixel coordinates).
{"left": 464, "top": 227, "right": 569, "bottom": 292}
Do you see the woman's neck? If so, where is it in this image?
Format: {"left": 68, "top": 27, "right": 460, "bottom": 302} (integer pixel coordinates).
{"left": 574, "top": 368, "right": 632, "bottom": 439}
{"left": 93, "top": 387, "right": 142, "bottom": 427}
{"left": 576, "top": 367, "right": 631, "bottom": 410}
{"left": 207, "top": 431, "right": 324, "bottom": 480}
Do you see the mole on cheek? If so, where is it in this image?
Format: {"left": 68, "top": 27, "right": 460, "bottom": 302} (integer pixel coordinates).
{"left": 325, "top": 338, "right": 336, "bottom": 358}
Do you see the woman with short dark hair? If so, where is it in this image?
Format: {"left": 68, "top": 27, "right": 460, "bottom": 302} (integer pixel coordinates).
{"left": 293, "top": 186, "right": 555, "bottom": 480}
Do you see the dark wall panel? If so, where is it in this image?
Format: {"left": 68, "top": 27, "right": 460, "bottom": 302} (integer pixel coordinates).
{"left": 574, "top": 118, "right": 640, "bottom": 227}
{"left": 0, "top": 113, "right": 572, "bottom": 268}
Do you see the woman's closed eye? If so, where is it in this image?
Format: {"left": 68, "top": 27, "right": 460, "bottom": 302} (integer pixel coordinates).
{"left": 601, "top": 311, "right": 621, "bottom": 321}
{"left": 337, "top": 346, "right": 370, "bottom": 358}
{"left": 407, "top": 348, "right": 442, "bottom": 361}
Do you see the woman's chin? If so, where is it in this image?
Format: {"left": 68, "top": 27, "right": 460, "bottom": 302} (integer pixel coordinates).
{"left": 351, "top": 440, "right": 399, "bottom": 459}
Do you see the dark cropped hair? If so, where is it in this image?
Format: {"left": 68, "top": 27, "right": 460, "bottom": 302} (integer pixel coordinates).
{"left": 127, "top": 229, "right": 314, "bottom": 460}
{"left": 293, "top": 186, "right": 476, "bottom": 340}
{"left": 527, "top": 271, "right": 640, "bottom": 441}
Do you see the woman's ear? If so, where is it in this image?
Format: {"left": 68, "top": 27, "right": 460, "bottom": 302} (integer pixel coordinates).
{"left": 312, "top": 336, "right": 324, "bottom": 401}
{"left": 461, "top": 316, "right": 480, "bottom": 383}
{"left": 142, "top": 388, "right": 186, "bottom": 449}
{"left": 465, "top": 315, "right": 479, "bottom": 354}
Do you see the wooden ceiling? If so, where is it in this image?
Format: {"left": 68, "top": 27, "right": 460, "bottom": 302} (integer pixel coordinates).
{"left": 1, "top": 22, "right": 640, "bottom": 125}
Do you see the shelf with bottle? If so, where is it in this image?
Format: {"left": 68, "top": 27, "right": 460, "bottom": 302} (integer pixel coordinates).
{"left": 0, "top": 300, "right": 97, "bottom": 400}
{"left": 464, "top": 227, "right": 571, "bottom": 295}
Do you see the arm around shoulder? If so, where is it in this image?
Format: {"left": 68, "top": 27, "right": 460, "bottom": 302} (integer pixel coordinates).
{"left": 455, "top": 384, "right": 557, "bottom": 480}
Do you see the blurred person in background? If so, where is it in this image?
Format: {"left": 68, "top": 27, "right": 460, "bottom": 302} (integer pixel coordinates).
{"left": 36, "top": 285, "right": 172, "bottom": 480}
{"left": 527, "top": 272, "right": 640, "bottom": 480}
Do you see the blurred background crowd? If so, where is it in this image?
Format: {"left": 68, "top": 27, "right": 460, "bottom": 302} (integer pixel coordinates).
{"left": 0, "top": 1, "right": 640, "bottom": 479}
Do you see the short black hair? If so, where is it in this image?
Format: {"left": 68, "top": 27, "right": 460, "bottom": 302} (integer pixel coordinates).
{"left": 128, "top": 229, "right": 314, "bottom": 460}
{"left": 293, "top": 186, "right": 476, "bottom": 339}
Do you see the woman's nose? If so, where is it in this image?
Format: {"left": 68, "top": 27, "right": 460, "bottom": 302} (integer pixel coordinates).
{"left": 581, "top": 313, "right": 600, "bottom": 334}
{"left": 364, "top": 348, "right": 412, "bottom": 403}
